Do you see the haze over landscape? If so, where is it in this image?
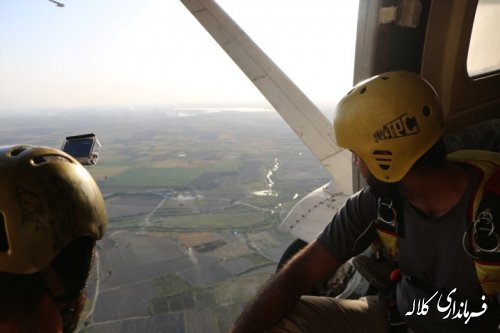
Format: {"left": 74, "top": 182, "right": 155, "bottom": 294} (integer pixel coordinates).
{"left": 0, "top": 109, "right": 331, "bottom": 332}
{"left": 0, "top": 1, "right": 358, "bottom": 331}
{"left": 0, "top": 0, "right": 358, "bottom": 112}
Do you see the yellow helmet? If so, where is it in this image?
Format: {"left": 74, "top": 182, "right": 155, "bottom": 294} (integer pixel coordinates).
{"left": 334, "top": 71, "right": 444, "bottom": 182}
{"left": 0, "top": 145, "right": 107, "bottom": 274}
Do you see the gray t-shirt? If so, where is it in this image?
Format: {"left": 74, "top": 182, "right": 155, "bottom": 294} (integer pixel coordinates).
{"left": 317, "top": 167, "right": 499, "bottom": 332}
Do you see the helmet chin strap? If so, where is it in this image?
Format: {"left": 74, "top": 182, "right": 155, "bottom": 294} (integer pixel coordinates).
{"left": 40, "top": 265, "right": 67, "bottom": 301}
{"left": 40, "top": 265, "right": 84, "bottom": 333}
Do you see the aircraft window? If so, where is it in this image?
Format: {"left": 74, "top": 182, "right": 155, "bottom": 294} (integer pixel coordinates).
{"left": 467, "top": 0, "right": 500, "bottom": 77}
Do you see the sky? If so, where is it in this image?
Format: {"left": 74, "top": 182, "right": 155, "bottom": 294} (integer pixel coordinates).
{"left": 0, "top": 0, "right": 359, "bottom": 113}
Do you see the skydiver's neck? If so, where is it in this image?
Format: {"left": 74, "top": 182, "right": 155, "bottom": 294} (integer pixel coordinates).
{"left": 399, "top": 161, "right": 471, "bottom": 219}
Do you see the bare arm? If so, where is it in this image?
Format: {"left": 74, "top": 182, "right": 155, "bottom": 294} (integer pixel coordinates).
{"left": 229, "top": 239, "right": 342, "bottom": 333}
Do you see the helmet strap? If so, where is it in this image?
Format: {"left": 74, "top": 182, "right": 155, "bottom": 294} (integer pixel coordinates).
{"left": 40, "top": 265, "right": 84, "bottom": 333}
{"left": 40, "top": 265, "right": 67, "bottom": 301}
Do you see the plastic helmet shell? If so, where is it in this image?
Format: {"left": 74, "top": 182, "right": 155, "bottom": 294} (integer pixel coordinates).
{"left": 0, "top": 145, "right": 108, "bottom": 274}
{"left": 334, "top": 71, "right": 444, "bottom": 182}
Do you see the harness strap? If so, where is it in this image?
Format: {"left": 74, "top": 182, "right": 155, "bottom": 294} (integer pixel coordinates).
{"left": 379, "top": 267, "right": 408, "bottom": 333}
{"left": 375, "top": 196, "right": 404, "bottom": 258}
{"left": 484, "top": 167, "right": 500, "bottom": 195}
{"left": 466, "top": 168, "right": 500, "bottom": 296}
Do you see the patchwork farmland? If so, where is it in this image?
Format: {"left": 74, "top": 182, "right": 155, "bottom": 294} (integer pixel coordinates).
{"left": 0, "top": 110, "right": 331, "bottom": 332}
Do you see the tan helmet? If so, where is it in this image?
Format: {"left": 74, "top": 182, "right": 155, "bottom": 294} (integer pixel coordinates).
{"left": 0, "top": 145, "right": 107, "bottom": 274}
{"left": 334, "top": 71, "right": 444, "bottom": 182}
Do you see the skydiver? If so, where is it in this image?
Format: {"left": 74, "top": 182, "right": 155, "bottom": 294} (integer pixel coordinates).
{"left": 230, "top": 71, "right": 499, "bottom": 333}
{"left": 0, "top": 145, "right": 107, "bottom": 332}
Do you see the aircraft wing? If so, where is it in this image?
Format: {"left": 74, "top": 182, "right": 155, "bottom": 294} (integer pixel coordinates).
{"left": 279, "top": 181, "right": 349, "bottom": 242}
{"left": 180, "top": 0, "right": 352, "bottom": 194}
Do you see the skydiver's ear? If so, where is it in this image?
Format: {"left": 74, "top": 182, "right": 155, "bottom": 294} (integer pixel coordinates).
{"left": 352, "top": 153, "right": 362, "bottom": 168}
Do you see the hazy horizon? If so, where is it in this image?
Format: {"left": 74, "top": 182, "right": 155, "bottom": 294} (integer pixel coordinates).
{"left": 0, "top": 0, "right": 358, "bottom": 113}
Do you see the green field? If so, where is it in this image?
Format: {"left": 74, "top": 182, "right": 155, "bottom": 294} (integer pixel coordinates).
{"left": 106, "top": 167, "right": 204, "bottom": 187}
{"left": 1, "top": 111, "right": 331, "bottom": 333}
{"left": 150, "top": 272, "right": 272, "bottom": 315}
{"left": 155, "top": 209, "right": 276, "bottom": 230}
{"left": 154, "top": 275, "right": 192, "bottom": 297}
{"left": 104, "top": 159, "right": 242, "bottom": 187}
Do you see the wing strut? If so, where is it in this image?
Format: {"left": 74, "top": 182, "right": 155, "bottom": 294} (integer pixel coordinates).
{"left": 180, "top": 0, "right": 352, "bottom": 193}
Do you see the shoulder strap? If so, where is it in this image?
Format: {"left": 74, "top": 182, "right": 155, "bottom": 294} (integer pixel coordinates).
{"left": 448, "top": 149, "right": 500, "bottom": 221}
{"left": 484, "top": 166, "right": 500, "bottom": 196}
{"left": 374, "top": 149, "right": 500, "bottom": 295}
{"left": 467, "top": 168, "right": 500, "bottom": 259}
{"left": 449, "top": 150, "right": 500, "bottom": 296}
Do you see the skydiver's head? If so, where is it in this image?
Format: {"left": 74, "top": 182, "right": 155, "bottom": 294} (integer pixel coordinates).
{"left": 351, "top": 137, "right": 447, "bottom": 196}
{"left": 333, "top": 70, "right": 445, "bottom": 188}
{"left": 0, "top": 145, "right": 108, "bottom": 333}
{"left": 351, "top": 151, "right": 400, "bottom": 196}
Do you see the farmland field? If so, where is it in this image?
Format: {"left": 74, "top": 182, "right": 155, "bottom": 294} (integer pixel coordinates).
{"left": 0, "top": 109, "right": 332, "bottom": 332}
{"left": 106, "top": 167, "right": 206, "bottom": 187}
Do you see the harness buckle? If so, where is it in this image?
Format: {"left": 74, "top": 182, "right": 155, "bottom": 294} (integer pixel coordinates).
{"left": 473, "top": 208, "right": 500, "bottom": 253}
{"left": 377, "top": 197, "right": 397, "bottom": 227}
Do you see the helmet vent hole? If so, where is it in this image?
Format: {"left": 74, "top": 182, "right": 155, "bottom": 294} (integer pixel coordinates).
{"left": 33, "top": 156, "right": 47, "bottom": 165}
{"left": 360, "top": 87, "right": 366, "bottom": 94}
{"left": 373, "top": 150, "right": 392, "bottom": 156}
{"left": 0, "top": 214, "right": 9, "bottom": 252}
{"left": 381, "top": 76, "right": 389, "bottom": 80}
{"left": 32, "top": 155, "right": 72, "bottom": 165}
{"left": 9, "top": 146, "right": 28, "bottom": 157}
{"left": 373, "top": 150, "right": 393, "bottom": 160}
{"left": 373, "top": 151, "right": 393, "bottom": 171}
{"left": 422, "top": 105, "right": 431, "bottom": 117}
